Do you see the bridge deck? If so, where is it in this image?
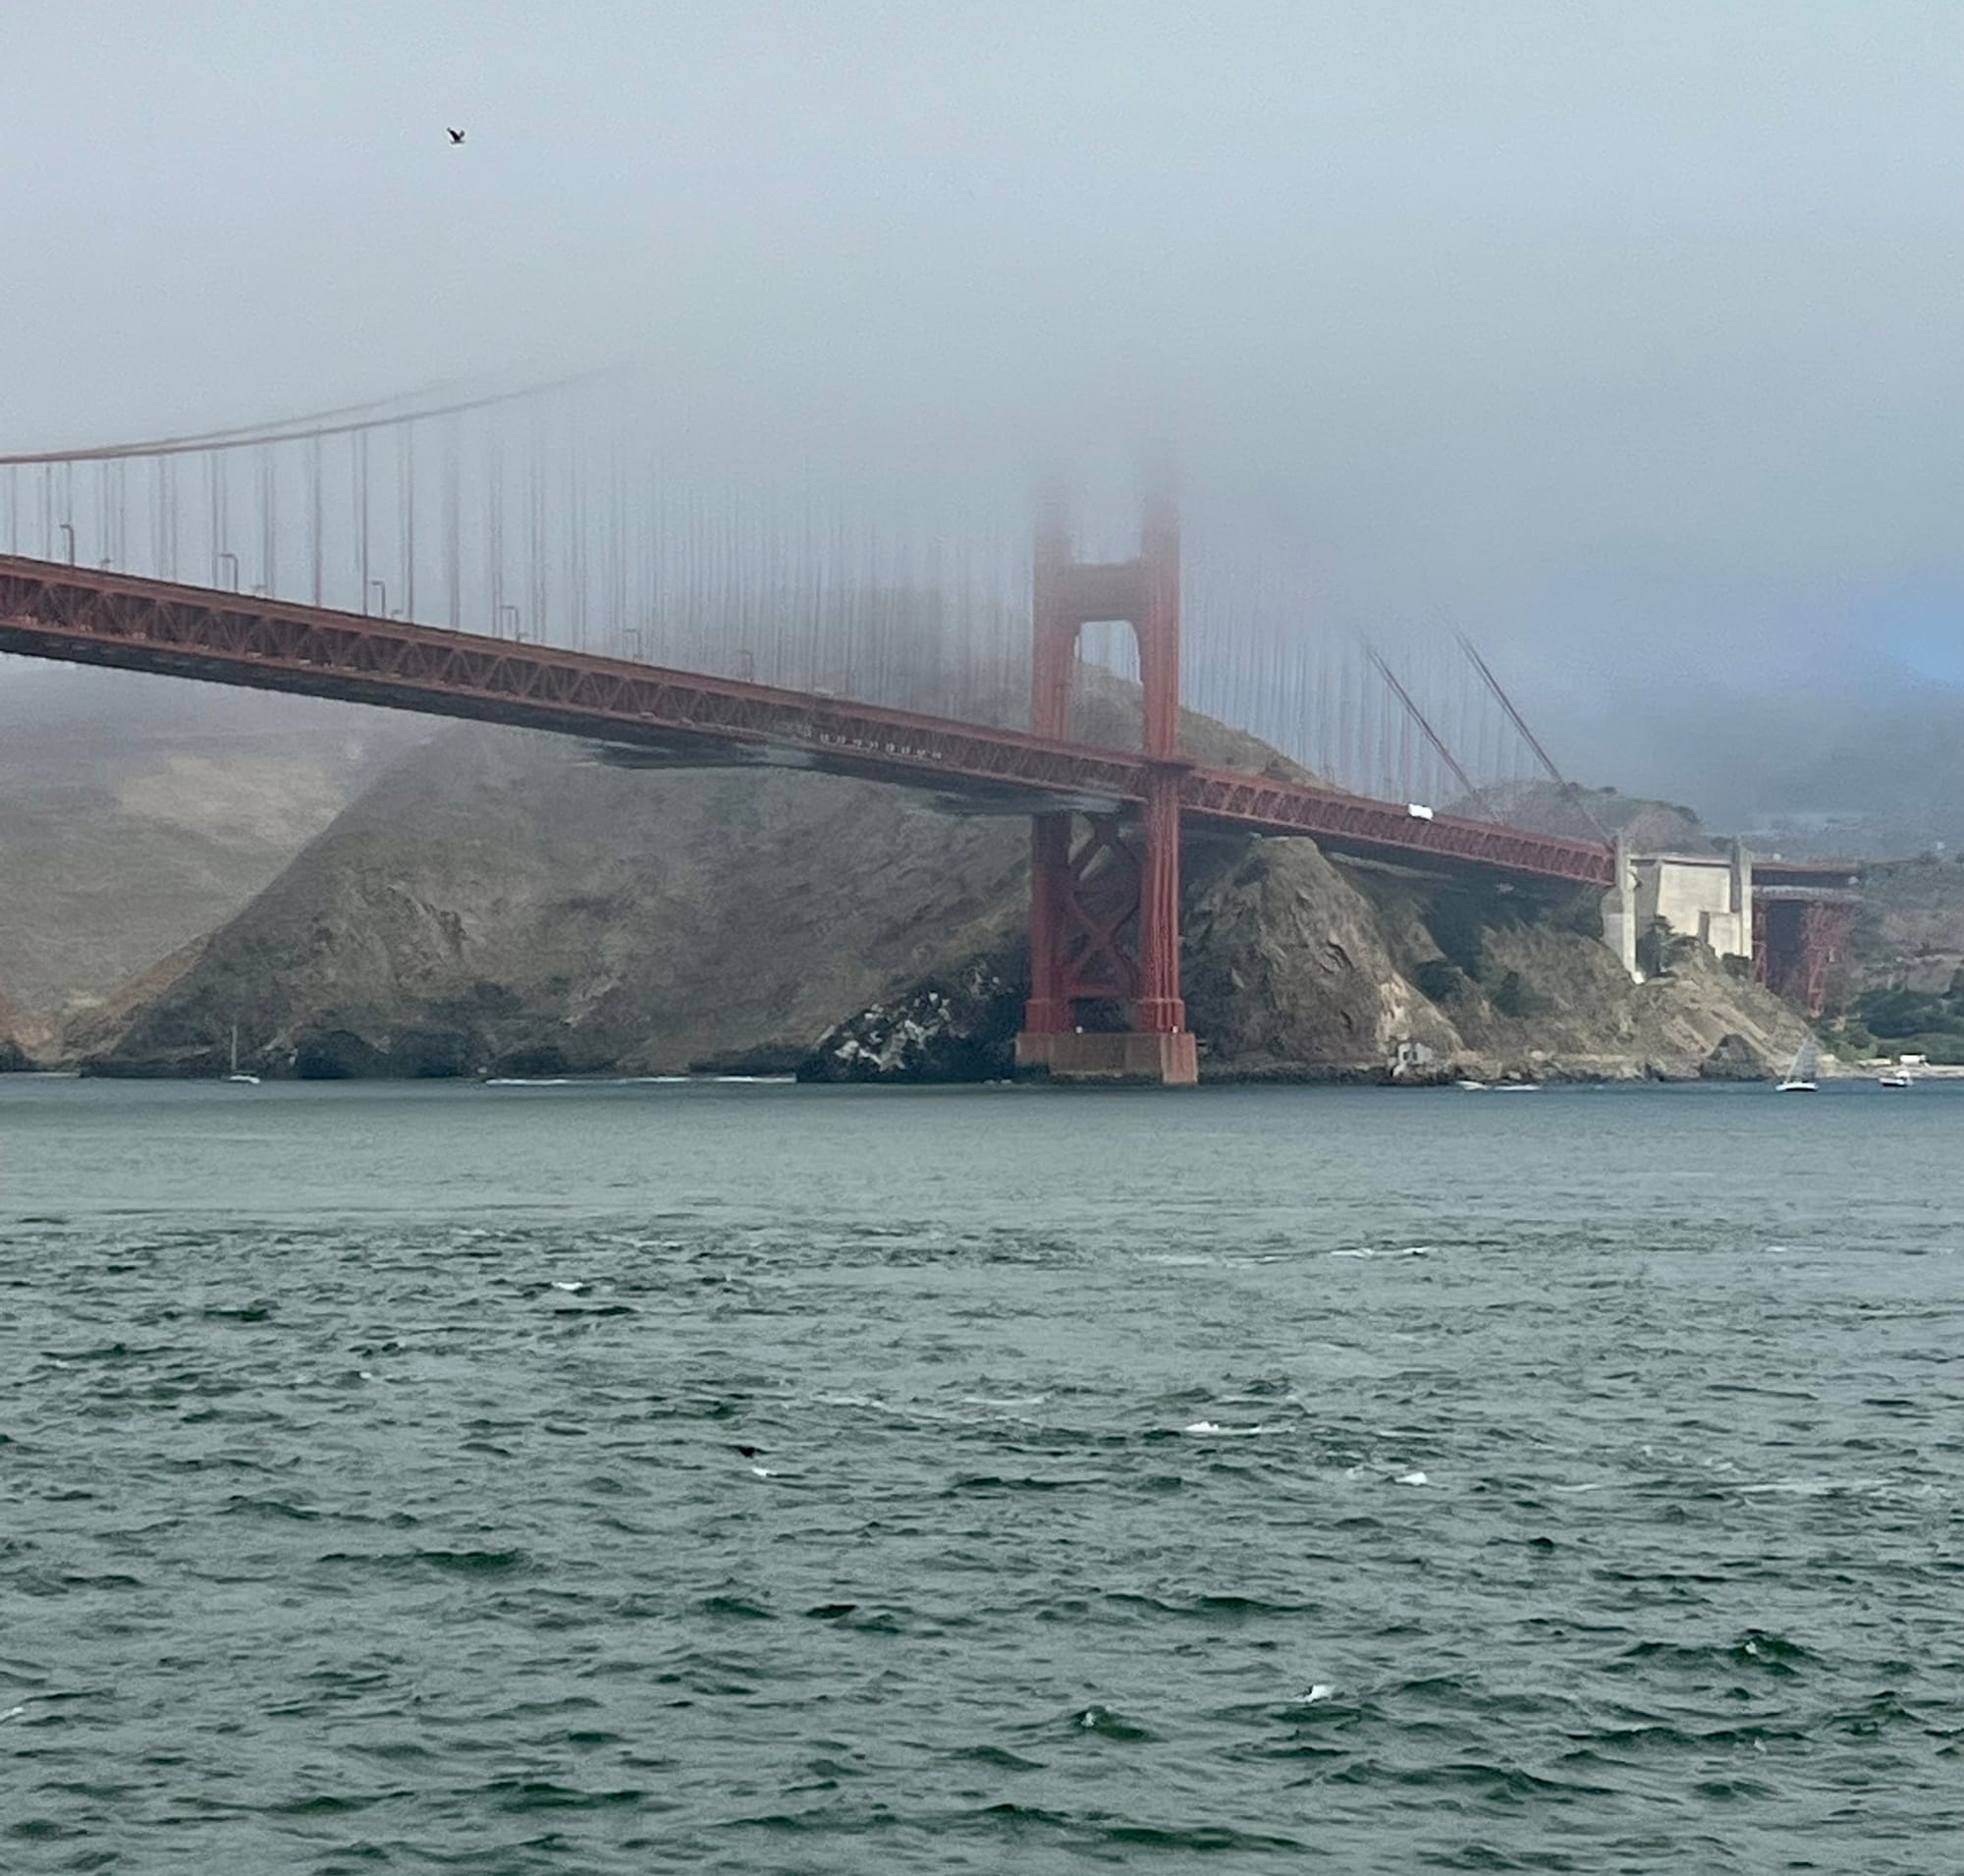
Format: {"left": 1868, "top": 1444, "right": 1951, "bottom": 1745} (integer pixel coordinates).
{"left": 0, "top": 555, "right": 1614, "bottom": 888}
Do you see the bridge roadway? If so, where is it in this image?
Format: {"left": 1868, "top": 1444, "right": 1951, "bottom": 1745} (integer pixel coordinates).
{"left": 0, "top": 555, "right": 1614, "bottom": 889}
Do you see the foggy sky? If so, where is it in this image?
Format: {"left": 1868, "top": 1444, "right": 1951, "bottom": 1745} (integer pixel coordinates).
{"left": 5, "top": 2, "right": 1962, "bottom": 811}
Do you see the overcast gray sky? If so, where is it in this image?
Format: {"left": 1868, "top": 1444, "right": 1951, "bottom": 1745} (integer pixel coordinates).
{"left": 5, "top": 1, "right": 1962, "bottom": 801}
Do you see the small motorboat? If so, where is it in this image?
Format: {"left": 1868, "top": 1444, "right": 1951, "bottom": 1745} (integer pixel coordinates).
{"left": 1878, "top": 1071, "right": 1913, "bottom": 1088}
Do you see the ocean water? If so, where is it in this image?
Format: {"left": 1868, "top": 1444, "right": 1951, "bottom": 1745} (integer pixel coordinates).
{"left": 2, "top": 1076, "right": 1961, "bottom": 1873}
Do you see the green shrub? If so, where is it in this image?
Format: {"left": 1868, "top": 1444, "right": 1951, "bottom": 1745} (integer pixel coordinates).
{"left": 1636, "top": 919, "right": 1672, "bottom": 977}
{"left": 1415, "top": 958, "right": 1465, "bottom": 1003}
{"left": 1492, "top": 970, "right": 1528, "bottom": 1017}
{"left": 1876, "top": 1032, "right": 1964, "bottom": 1066}
{"left": 1857, "top": 987, "right": 1964, "bottom": 1039}
{"left": 1424, "top": 898, "right": 1488, "bottom": 981}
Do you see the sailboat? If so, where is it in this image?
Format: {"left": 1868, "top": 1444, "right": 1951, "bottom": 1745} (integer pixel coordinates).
{"left": 1776, "top": 1039, "right": 1820, "bottom": 1092}
{"left": 227, "top": 1023, "right": 261, "bottom": 1086}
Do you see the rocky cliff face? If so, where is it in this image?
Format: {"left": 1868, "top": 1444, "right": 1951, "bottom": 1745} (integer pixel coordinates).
{"left": 0, "top": 985, "right": 31, "bottom": 1071}
{"left": 1848, "top": 856, "right": 1964, "bottom": 993}
{"left": 801, "top": 839, "right": 1808, "bottom": 1085}
{"left": 82, "top": 710, "right": 1812, "bottom": 1084}
{"left": 89, "top": 724, "right": 1034, "bottom": 1077}
{"left": 1178, "top": 842, "right": 1461, "bottom": 1074}
{"left": 0, "top": 666, "right": 425, "bottom": 1046}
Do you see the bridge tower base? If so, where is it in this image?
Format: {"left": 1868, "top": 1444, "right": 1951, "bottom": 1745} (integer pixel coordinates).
{"left": 1014, "top": 1028, "right": 1199, "bottom": 1085}
{"left": 1013, "top": 487, "right": 1197, "bottom": 1087}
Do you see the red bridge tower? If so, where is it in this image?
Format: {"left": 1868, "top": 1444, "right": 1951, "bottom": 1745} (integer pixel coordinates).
{"left": 1013, "top": 489, "right": 1199, "bottom": 1085}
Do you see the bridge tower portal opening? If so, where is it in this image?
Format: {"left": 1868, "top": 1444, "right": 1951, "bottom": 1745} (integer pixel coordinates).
{"left": 1752, "top": 896, "right": 1854, "bottom": 1018}
{"left": 1013, "top": 488, "right": 1199, "bottom": 1086}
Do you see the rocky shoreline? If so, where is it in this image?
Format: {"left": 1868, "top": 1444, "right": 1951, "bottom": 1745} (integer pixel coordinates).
{"left": 14, "top": 711, "right": 1820, "bottom": 1089}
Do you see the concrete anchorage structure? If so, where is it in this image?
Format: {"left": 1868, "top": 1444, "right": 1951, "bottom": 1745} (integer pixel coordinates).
{"left": 1013, "top": 489, "right": 1199, "bottom": 1085}
{"left": 1602, "top": 841, "right": 1858, "bottom": 1017}
{"left": 1635, "top": 844, "right": 1756, "bottom": 960}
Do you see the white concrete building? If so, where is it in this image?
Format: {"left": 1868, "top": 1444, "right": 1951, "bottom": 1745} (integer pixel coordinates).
{"left": 1602, "top": 841, "right": 1753, "bottom": 981}
{"left": 1633, "top": 846, "right": 1754, "bottom": 960}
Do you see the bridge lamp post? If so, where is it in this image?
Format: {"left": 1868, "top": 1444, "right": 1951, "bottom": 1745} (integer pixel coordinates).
{"left": 369, "top": 579, "right": 387, "bottom": 617}
{"left": 57, "top": 522, "right": 75, "bottom": 565}
{"left": 500, "top": 604, "right": 522, "bottom": 642}
{"left": 216, "top": 550, "right": 239, "bottom": 590}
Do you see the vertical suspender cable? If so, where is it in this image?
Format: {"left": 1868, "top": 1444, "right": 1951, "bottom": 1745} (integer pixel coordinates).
{"left": 356, "top": 431, "right": 370, "bottom": 612}
{"left": 259, "top": 444, "right": 276, "bottom": 594}
{"left": 308, "top": 433, "right": 323, "bottom": 606}
{"left": 402, "top": 418, "right": 416, "bottom": 622}
{"left": 444, "top": 414, "right": 461, "bottom": 631}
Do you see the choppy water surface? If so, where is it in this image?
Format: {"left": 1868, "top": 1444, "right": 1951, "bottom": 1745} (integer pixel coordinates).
{"left": 3, "top": 1077, "right": 1961, "bottom": 1872}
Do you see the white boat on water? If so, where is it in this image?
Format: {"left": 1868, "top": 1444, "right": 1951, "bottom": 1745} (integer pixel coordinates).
{"left": 1776, "top": 1040, "right": 1820, "bottom": 1092}
{"left": 226, "top": 1023, "right": 260, "bottom": 1086}
{"left": 1878, "top": 1070, "right": 1913, "bottom": 1088}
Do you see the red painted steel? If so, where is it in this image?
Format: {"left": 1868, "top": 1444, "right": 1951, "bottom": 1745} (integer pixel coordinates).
{"left": 0, "top": 552, "right": 1617, "bottom": 889}
{"left": 1752, "top": 892, "right": 1856, "bottom": 1017}
{"left": 1178, "top": 769, "right": 1614, "bottom": 882}
{"left": 1754, "top": 860, "right": 1862, "bottom": 891}
{"left": 1047, "top": 814, "right": 1146, "bottom": 1005}
{"left": 1021, "top": 489, "right": 1191, "bottom": 1047}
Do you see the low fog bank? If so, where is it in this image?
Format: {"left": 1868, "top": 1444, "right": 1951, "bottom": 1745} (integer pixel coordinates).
{"left": 0, "top": 659, "right": 429, "bottom": 750}
{"left": 1554, "top": 667, "right": 1964, "bottom": 858}
{"left": 6, "top": 4, "right": 1961, "bottom": 859}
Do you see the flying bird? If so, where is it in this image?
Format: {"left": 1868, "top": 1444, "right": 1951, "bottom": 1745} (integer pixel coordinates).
{"left": 447, "top": 128, "right": 465, "bottom": 144}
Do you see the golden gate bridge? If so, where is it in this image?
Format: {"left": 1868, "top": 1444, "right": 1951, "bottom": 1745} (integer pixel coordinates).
{"left": 0, "top": 367, "right": 1840, "bottom": 1079}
